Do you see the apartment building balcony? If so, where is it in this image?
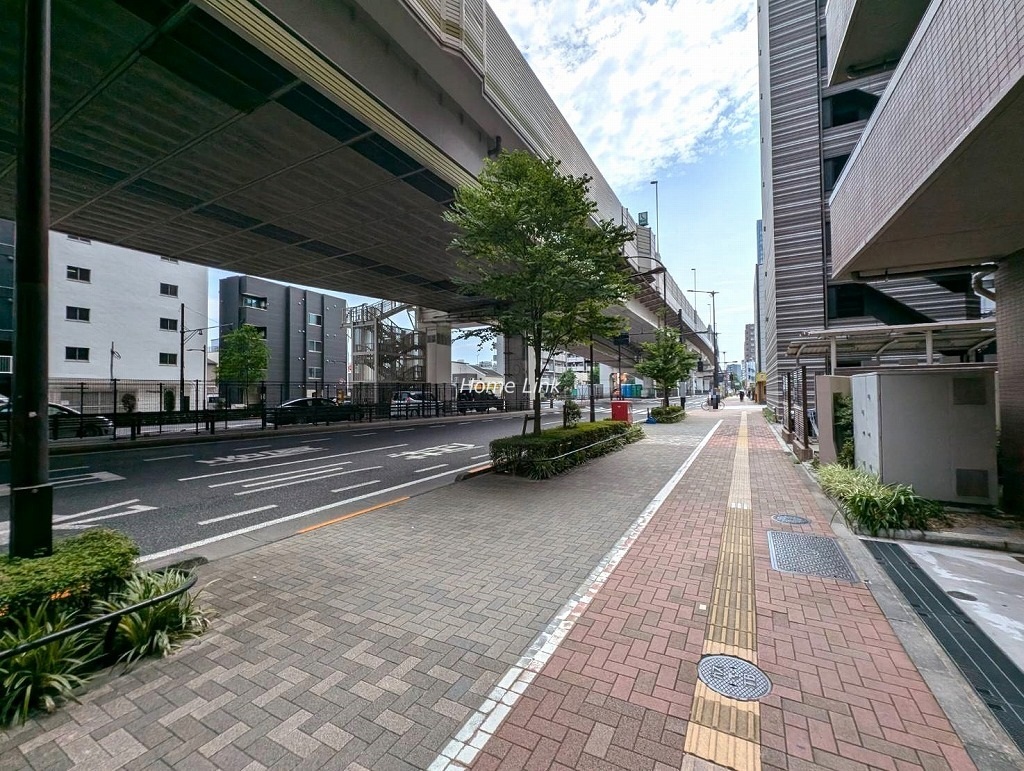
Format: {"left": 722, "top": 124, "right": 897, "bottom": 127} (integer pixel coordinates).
{"left": 825, "top": 0, "right": 929, "bottom": 87}
{"left": 829, "top": 0, "right": 1024, "bottom": 280}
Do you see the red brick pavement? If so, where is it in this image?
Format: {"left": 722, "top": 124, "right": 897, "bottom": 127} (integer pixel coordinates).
{"left": 469, "top": 412, "right": 976, "bottom": 771}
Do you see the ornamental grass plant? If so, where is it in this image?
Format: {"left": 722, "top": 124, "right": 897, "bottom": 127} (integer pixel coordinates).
{"left": 817, "top": 464, "right": 946, "bottom": 536}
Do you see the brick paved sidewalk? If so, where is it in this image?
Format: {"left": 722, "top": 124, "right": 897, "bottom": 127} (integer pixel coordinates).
{"left": 0, "top": 410, "right": 1006, "bottom": 770}
{"left": 463, "top": 411, "right": 982, "bottom": 771}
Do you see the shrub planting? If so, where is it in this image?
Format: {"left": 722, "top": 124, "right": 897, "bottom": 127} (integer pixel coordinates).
{"left": 490, "top": 420, "right": 643, "bottom": 479}
{"left": 650, "top": 406, "right": 685, "bottom": 423}
{"left": 817, "top": 464, "right": 946, "bottom": 536}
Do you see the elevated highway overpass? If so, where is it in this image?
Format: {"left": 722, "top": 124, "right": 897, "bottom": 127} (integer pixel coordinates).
{"left": 0, "top": 0, "right": 714, "bottom": 365}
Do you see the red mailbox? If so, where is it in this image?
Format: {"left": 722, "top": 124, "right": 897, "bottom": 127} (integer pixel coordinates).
{"left": 610, "top": 400, "right": 633, "bottom": 423}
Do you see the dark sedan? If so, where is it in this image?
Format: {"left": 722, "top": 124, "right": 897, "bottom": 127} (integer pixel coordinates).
{"left": 268, "top": 397, "right": 360, "bottom": 425}
{"left": 0, "top": 402, "right": 113, "bottom": 441}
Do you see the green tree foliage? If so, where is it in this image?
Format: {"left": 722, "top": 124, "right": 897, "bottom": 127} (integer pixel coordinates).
{"left": 634, "top": 327, "right": 699, "bottom": 407}
{"left": 557, "top": 369, "right": 577, "bottom": 396}
{"left": 216, "top": 325, "right": 269, "bottom": 389}
{"left": 446, "top": 151, "right": 634, "bottom": 433}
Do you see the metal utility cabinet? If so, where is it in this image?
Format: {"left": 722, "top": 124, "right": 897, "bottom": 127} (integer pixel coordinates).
{"left": 851, "top": 369, "right": 998, "bottom": 505}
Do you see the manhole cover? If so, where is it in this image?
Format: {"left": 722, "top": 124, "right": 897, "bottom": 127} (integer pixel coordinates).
{"left": 697, "top": 655, "right": 772, "bottom": 701}
{"left": 772, "top": 514, "right": 810, "bottom": 525}
{"left": 948, "top": 590, "right": 978, "bottom": 601}
{"left": 767, "top": 531, "right": 859, "bottom": 582}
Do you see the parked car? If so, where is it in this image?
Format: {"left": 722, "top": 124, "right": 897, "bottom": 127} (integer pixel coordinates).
{"left": 0, "top": 403, "right": 113, "bottom": 441}
{"left": 457, "top": 390, "right": 504, "bottom": 413}
{"left": 390, "top": 391, "right": 439, "bottom": 417}
{"left": 268, "top": 396, "right": 339, "bottom": 425}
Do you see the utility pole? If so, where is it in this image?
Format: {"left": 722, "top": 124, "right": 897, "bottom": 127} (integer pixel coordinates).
{"left": 10, "top": 0, "right": 53, "bottom": 558}
{"left": 179, "top": 302, "right": 186, "bottom": 411}
{"left": 588, "top": 339, "right": 596, "bottom": 423}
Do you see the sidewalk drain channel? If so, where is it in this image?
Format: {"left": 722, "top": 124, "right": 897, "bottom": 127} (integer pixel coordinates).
{"left": 772, "top": 514, "right": 809, "bottom": 525}
{"left": 697, "top": 655, "right": 772, "bottom": 700}
{"left": 767, "top": 531, "right": 859, "bottom": 582}
{"left": 864, "top": 540, "right": 1024, "bottom": 754}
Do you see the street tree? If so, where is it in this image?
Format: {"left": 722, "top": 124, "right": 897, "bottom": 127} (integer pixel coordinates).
{"left": 216, "top": 325, "right": 269, "bottom": 400}
{"left": 557, "top": 368, "right": 577, "bottom": 397}
{"left": 445, "top": 151, "right": 634, "bottom": 433}
{"left": 635, "top": 326, "right": 700, "bottom": 407}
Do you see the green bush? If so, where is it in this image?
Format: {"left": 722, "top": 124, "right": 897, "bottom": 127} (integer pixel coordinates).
{"left": 650, "top": 406, "right": 685, "bottom": 423}
{"left": 91, "top": 570, "right": 210, "bottom": 669}
{"left": 818, "top": 464, "right": 946, "bottom": 536}
{"left": 490, "top": 420, "right": 643, "bottom": 479}
{"left": 0, "top": 604, "right": 96, "bottom": 726}
{"left": 562, "top": 399, "right": 582, "bottom": 428}
{"left": 0, "top": 530, "right": 139, "bottom": 624}
{"left": 762, "top": 406, "right": 777, "bottom": 423}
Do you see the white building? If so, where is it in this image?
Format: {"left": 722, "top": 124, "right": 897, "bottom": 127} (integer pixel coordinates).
{"left": 49, "top": 232, "right": 208, "bottom": 383}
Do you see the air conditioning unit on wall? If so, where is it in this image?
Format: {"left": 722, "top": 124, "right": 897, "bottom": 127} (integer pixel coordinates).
{"left": 851, "top": 368, "right": 998, "bottom": 505}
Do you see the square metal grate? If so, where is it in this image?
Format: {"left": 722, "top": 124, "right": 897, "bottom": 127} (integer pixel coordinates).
{"left": 767, "top": 531, "right": 859, "bottom": 582}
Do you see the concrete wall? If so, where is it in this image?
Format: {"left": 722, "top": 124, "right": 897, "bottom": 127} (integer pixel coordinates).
{"left": 996, "top": 255, "right": 1024, "bottom": 512}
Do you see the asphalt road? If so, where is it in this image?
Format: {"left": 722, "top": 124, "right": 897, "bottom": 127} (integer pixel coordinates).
{"left": 0, "top": 401, "right": 651, "bottom": 564}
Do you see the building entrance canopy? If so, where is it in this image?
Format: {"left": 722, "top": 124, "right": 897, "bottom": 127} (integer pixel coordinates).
{"left": 785, "top": 319, "right": 996, "bottom": 365}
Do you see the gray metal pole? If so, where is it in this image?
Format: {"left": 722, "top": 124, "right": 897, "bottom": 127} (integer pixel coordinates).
{"left": 588, "top": 340, "right": 595, "bottom": 422}
{"left": 179, "top": 302, "right": 186, "bottom": 411}
{"left": 10, "top": 0, "right": 53, "bottom": 558}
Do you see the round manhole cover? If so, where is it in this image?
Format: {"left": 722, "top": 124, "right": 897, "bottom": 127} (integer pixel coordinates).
{"left": 947, "top": 590, "right": 978, "bottom": 601}
{"left": 697, "top": 655, "right": 772, "bottom": 701}
{"left": 772, "top": 514, "right": 810, "bottom": 525}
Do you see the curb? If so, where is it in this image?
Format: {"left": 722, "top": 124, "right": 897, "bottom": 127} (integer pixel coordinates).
{"left": 865, "top": 528, "right": 1024, "bottom": 554}
{"left": 455, "top": 464, "right": 493, "bottom": 482}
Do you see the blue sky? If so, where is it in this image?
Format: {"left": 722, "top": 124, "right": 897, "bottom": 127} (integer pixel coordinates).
{"left": 211, "top": 0, "right": 761, "bottom": 366}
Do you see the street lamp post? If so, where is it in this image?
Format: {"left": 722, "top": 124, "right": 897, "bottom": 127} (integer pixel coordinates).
{"left": 688, "top": 288, "right": 719, "bottom": 396}
{"left": 649, "top": 180, "right": 659, "bottom": 249}
{"left": 588, "top": 338, "right": 596, "bottom": 423}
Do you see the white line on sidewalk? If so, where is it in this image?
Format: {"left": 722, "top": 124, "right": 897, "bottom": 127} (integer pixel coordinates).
{"left": 139, "top": 462, "right": 487, "bottom": 564}
{"left": 432, "top": 419, "right": 724, "bottom": 771}
{"left": 198, "top": 505, "right": 278, "bottom": 526}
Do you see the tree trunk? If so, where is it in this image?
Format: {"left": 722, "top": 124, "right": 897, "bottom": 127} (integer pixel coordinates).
{"left": 663, "top": 384, "right": 669, "bottom": 408}
{"left": 533, "top": 334, "right": 543, "bottom": 435}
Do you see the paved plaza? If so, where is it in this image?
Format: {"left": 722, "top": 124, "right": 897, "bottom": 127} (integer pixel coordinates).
{"left": 1, "top": 408, "right": 1020, "bottom": 770}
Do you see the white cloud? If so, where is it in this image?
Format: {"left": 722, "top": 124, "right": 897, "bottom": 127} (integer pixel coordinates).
{"left": 486, "top": 0, "right": 759, "bottom": 190}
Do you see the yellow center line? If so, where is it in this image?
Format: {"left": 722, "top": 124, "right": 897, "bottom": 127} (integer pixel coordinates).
{"left": 683, "top": 412, "right": 762, "bottom": 770}
{"left": 296, "top": 497, "right": 409, "bottom": 534}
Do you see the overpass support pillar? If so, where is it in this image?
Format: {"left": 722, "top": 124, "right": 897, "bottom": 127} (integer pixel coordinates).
{"left": 421, "top": 315, "right": 452, "bottom": 386}
{"left": 501, "top": 334, "right": 532, "bottom": 411}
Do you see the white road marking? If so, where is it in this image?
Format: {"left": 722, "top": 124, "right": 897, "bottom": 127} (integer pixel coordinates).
{"left": 196, "top": 445, "right": 322, "bottom": 466}
{"left": 207, "top": 461, "right": 352, "bottom": 489}
{"left": 387, "top": 443, "right": 476, "bottom": 461}
{"left": 198, "top": 505, "right": 278, "bottom": 526}
{"left": 56, "top": 504, "right": 159, "bottom": 528}
{"left": 457, "top": 422, "right": 472, "bottom": 425}
{"left": 59, "top": 499, "right": 140, "bottom": 519}
{"left": 429, "top": 424, "right": 444, "bottom": 428}
{"left": 305, "top": 439, "right": 332, "bottom": 443}
{"left": 235, "top": 466, "right": 383, "bottom": 496}
{"left": 0, "top": 471, "right": 125, "bottom": 497}
{"left": 232, "top": 445, "right": 271, "bottom": 451}
{"left": 329, "top": 480, "right": 381, "bottom": 494}
{"left": 395, "top": 428, "right": 415, "bottom": 433}
{"left": 470, "top": 454, "right": 490, "bottom": 460}
{"left": 415, "top": 464, "right": 448, "bottom": 473}
{"left": 139, "top": 462, "right": 488, "bottom": 564}
{"left": 142, "top": 454, "right": 194, "bottom": 462}
{"left": 51, "top": 465, "right": 89, "bottom": 474}
{"left": 353, "top": 433, "right": 377, "bottom": 437}
{"left": 179, "top": 445, "right": 408, "bottom": 482}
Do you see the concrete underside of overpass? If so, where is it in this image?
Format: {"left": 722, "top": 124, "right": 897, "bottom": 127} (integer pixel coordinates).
{"left": 0, "top": 0, "right": 490, "bottom": 314}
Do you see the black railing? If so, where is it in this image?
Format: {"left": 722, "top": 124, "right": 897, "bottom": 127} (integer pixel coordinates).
{"left": 0, "top": 572, "right": 197, "bottom": 665}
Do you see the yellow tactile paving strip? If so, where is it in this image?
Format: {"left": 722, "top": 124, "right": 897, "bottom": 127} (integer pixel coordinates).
{"left": 684, "top": 413, "right": 761, "bottom": 770}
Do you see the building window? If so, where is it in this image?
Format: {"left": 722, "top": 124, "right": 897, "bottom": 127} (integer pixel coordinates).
{"left": 65, "top": 306, "right": 90, "bottom": 322}
{"left": 67, "top": 266, "right": 91, "bottom": 282}
{"left": 822, "top": 90, "right": 879, "bottom": 129}
{"left": 308, "top": 340, "right": 322, "bottom": 353}
{"left": 307, "top": 366, "right": 323, "bottom": 379}
{"left": 65, "top": 346, "right": 89, "bottom": 361}
{"left": 241, "top": 294, "right": 267, "bottom": 310}
{"left": 159, "top": 352, "right": 178, "bottom": 366}
{"left": 160, "top": 282, "right": 178, "bottom": 297}
{"left": 250, "top": 326, "right": 268, "bottom": 339}
{"left": 823, "top": 154, "right": 850, "bottom": 194}
{"left": 159, "top": 317, "right": 178, "bottom": 331}
{"left": 307, "top": 312, "right": 322, "bottom": 326}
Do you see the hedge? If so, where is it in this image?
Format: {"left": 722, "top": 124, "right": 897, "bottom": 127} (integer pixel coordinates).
{"left": 650, "top": 406, "right": 685, "bottom": 423}
{"left": 0, "top": 530, "right": 138, "bottom": 624}
{"left": 490, "top": 420, "right": 643, "bottom": 479}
